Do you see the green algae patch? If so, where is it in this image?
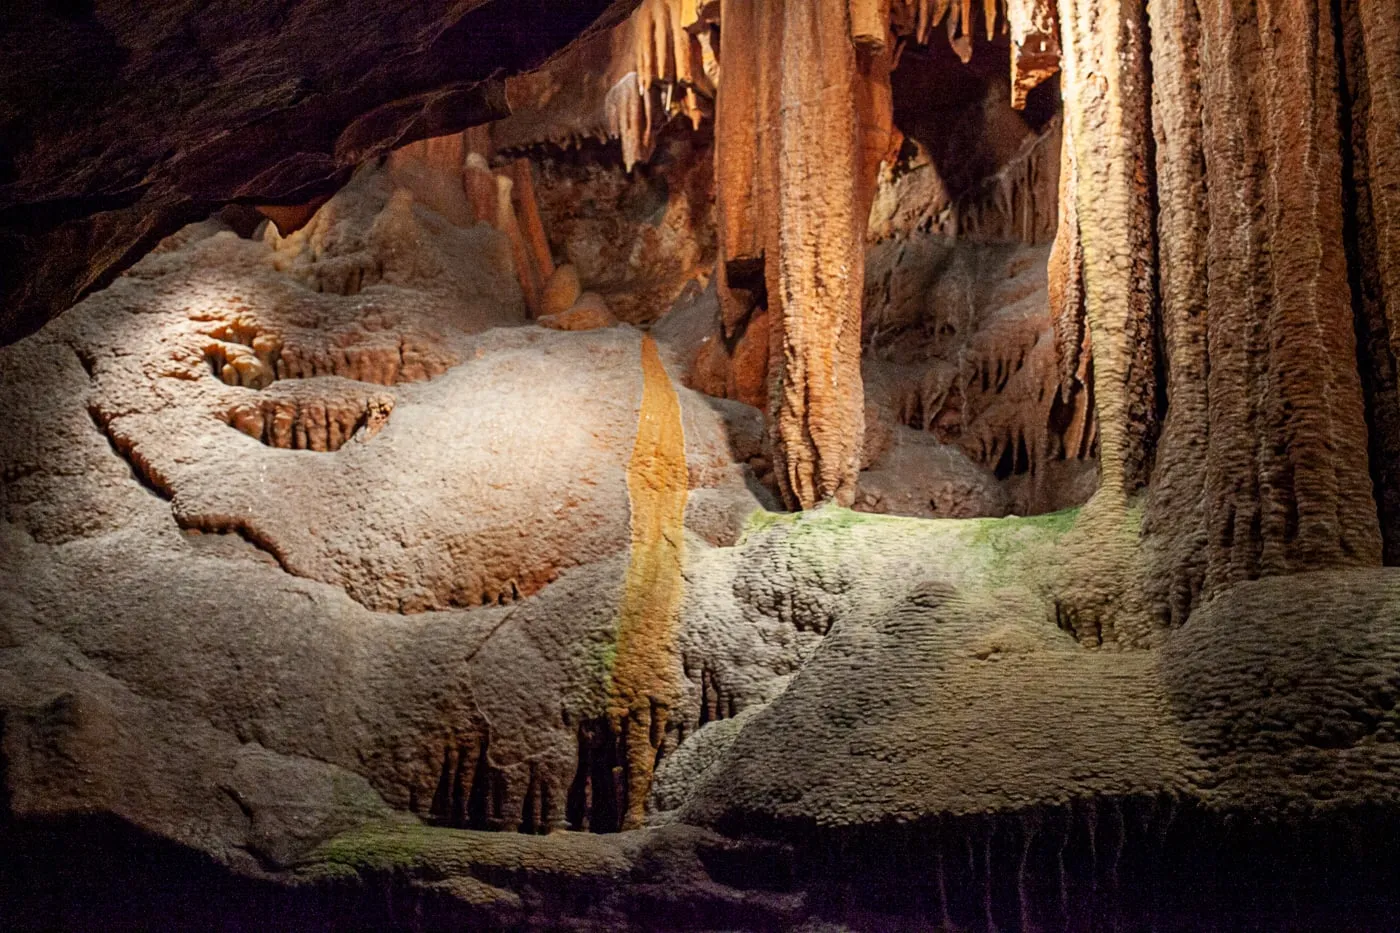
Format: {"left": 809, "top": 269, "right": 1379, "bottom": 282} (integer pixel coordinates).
{"left": 589, "top": 639, "right": 618, "bottom": 691}
{"left": 741, "top": 503, "right": 951, "bottom": 544}
{"left": 743, "top": 503, "right": 1077, "bottom": 541}
{"left": 299, "top": 819, "right": 448, "bottom": 879}
{"left": 296, "top": 818, "right": 631, "bottom": 886}
{"left": 962, "top": 507, "right": 1080, "bottom": 581}
{"left": 740, "top": 503, "right": 1080, "bottom": 589}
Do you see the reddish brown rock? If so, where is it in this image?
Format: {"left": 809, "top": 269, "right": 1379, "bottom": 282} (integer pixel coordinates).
{"left": 537, "top": 292, "right": 619, "bottom": 331}
{"left": 523, "top": 133, "right": 716, "bottom": 326}
{"left": 542, "top": 265, "right": 585, "bottom": 318}
{"left": 1054, "top": 0, "right": 1156, "bottom": 502}
{"left": 0, "top": 1, "right": 638, "bottom": 346}
{"left": 1143, "top": 0, "right": 1383, "bottom": 622}
{"left": 385, "top": 135, "right": 477, "bottom": 229}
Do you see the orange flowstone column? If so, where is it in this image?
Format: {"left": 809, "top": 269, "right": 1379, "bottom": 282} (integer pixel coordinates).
{"left": 768, "top": 0, "right": 875, "bottom": 509}
{"left": 713, "top": 0, "right": 891, "bottom": 509}
{"left": 609, "top": 334, "right": 689, "bottom": 829}
{"left": 508, "top": 158, "right": 556, "bottom": 284}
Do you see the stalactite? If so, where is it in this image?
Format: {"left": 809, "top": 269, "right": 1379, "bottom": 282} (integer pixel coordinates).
{"left": 768, "top": 0, "right": 870, "bottom": 508}
{"left": 714, "top": 0, "right": 784, "bottom": 338}
{"left": 633, "top": 0, "right": 706, "bottom": 99}
{"left": 850, "top": 0, "right": 894, "bottom": 51}
{"left": 855, "top": 26, "right": 899, "bottom": 226}
{"left": 1084, "top": 797, "right": 1098, "bottom": 897}
{"left": 1342, "top": 0, "right": 1400, "bottom": 563}
{"left": 979, "top": 816, "right": 997, "bottom": 933}
{"left": 953, "top": 119, "right": 1060, "bottom": 243}
{"left": 1018, "top": 812, "right": 1040, "bottom": 933}
{"left": 948, "top": 0, "right": 974, "bottom": 62}
{"left": 934, "top": 847, "right": 951, "bottom": 928}
{"left": 605, "top": 73, "right": 654, "bottom": 172}
{"left": 1054, "top": 806, "right": 1070, "bottom": 922}
{"left": 1141, "top": 0, "right": 1209, "bottom": 626}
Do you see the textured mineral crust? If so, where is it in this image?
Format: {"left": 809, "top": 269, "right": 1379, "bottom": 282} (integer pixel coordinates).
{"left": 7, "top": 0, "right": 1400, "bottom": 930}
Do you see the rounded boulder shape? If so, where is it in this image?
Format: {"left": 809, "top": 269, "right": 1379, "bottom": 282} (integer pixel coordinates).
{"left": 541, "top": 264, "right": 583, "bottom": 317}
{"left": 538, "top": 292, "right": 617, "bottom": 332}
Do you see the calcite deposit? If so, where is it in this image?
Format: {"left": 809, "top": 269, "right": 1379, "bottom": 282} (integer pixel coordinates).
{"left": 5, "top": 1, "right": 1400, "bottom": 930}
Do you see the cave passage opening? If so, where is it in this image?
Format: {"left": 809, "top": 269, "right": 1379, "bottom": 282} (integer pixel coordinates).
{"left": 468, "top": 7, "right": 1100, "bottom": 523}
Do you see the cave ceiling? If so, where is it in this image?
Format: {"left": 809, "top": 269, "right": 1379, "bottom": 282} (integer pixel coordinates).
{"left": 0, "top": 0, "right": 639, "bottom": 346}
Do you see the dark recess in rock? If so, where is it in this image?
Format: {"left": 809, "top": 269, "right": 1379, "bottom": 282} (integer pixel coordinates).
{"left": 0, "top": 0, "right": 640, "bottom": 345}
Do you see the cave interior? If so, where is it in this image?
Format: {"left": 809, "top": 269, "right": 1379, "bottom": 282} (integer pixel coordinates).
{"left": 4, "top": 0, "right": 1400, "bottom": 930}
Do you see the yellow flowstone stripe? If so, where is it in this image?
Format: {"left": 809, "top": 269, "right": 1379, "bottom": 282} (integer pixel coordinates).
{"left": 610, "top": 333, "right": 689, "bottom": 830}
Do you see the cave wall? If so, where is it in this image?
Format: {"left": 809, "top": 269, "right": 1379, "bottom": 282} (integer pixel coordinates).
{"left": 8, "top": 3, "right": 1400, "bottom": 927}
{"left": 0, "top": 0, "right": 639, "bottom": 346}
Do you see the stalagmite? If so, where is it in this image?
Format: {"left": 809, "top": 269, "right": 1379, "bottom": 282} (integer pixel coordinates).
{"left": 494, "top": 174, "right": 542, "bottom": 318}
{"left": 256, "top": 195, "right": 332, "bottom": 237}
{"left": 541, "top": 264, "right": 583, "bottom": 318}
{"left": 508, "top": 159, "right": 555, "bottom": 284}
{"left": 769, "top": 0, "right": 869, "bottom": 508}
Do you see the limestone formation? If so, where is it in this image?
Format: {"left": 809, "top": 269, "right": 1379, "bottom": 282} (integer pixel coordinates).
{"left": 10, "top": 1, "right": 1400, "bottom": 929}
{"left": 0, "top": 0, "right": 636, "bottom": 345}
{"left": 541, "top": 265, "right": 584, "bottom": 318}
{"left": 538, "top": 292, "right": 620, "bottom": 332}
{"left": 765, "top": 0, "right": 871, "bottom": 510}
{"left": 1006, "top": 0, "right": 1060, "bottom": 109}
{"left": 1142, "top": 0, "right": 1383, "bottom": 625}
{"left": 1343, "top": 1, "right": 1400, "bottom": 563}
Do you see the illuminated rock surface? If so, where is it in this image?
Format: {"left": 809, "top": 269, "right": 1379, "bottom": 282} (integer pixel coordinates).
{"left": 5, "top": 1, "right": 1400, "bottom": 930}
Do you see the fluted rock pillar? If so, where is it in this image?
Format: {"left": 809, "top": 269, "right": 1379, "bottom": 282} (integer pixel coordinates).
{"left": 1143, "top": 0, "right": 1382, "bottom": 622}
